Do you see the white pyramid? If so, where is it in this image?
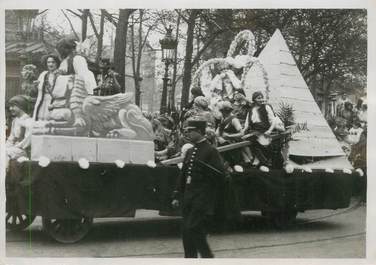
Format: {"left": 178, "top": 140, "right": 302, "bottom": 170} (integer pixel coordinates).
{"left": 245, "top": 29, "right": 351, "bottom": 167}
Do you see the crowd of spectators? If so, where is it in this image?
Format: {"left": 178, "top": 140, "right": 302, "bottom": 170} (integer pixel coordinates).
{"left": 329, "top": 92, "right": 367, "bottom": 169}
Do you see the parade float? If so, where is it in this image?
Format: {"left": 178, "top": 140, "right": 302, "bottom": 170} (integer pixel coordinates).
{"left": 6, "top": 29, "right": 361, "bottom": 243}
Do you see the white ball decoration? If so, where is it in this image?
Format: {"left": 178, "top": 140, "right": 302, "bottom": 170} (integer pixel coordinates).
{"left": 284, "top": 164, "right": 294, "bottom": 174}
{"left": 177, "top": 163, "right": 183, "bottom": 169}
{"left": 325, "top": 168, "right": 334, "bottom": 173}
{"left": 355, "top": 168, "right": 364, "bottom": 177}
{"left": 146, "top": 160, "right": 157, "bottom": 168}
{"left": 259, "top": 165, "right": 269, "bottom": 172}
{"left": 17, "top": 156, "right": 29, "bottom": 163}
{"left": 343, "top": 168, "right": 352, "bottom": 174}
{"left": 233, "top": 165, "right": 244, "bottom": 173}
{"left": 38, "top": 156, "right": 50, "bottom": 168}
{"left": 114, "top": 160, "right": 125, "bottom": 168}
{"left": 78, "top": 158, "right": 90, "bottom": 169}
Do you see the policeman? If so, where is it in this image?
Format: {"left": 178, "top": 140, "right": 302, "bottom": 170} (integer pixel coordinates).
{"left": 172, "top": 119, "right": 225, "bottom": 258}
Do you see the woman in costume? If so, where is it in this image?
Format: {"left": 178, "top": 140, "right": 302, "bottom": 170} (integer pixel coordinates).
{"left": 216, "top": 101, "right": 252, "bottom": 166}
{"left": 243, "top": 91, "right": 283, "bottom": 170}
{"left": 232, "top": 88, "right": 251, "bottom": 125}
{"left": 33, "top": 54, "right": 61, "bottom": 121}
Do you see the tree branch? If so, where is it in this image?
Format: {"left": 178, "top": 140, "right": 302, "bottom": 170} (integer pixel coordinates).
{"left": 66, "top": 9, "right": 82, "bottom": 18}
{"left": 88, "top": 11, "right": 100, "bottom": 38}
{"left": 191, "top": 29, "right": 227, "bottom": 67}
{"left": 61, "top": 9, "right": 80, "bottom": 40}
{"left": 130, "top": 18, "right": 137, "bottom": 77}
{"left": 136, "top": 11, "right": 144, "bottom": 76}
{"left": 37, "top": 9, "right": 48, "bottom": 16}
{"left": 175, "top": 9, "right": 189, "bottom": 24}
{"left": 102, "top": 9, "right": 118, "bottom": 27}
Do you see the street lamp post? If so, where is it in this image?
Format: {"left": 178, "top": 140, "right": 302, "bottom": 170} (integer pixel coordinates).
{"left": 159, "top": 26, "right": 178, "bottom": 114}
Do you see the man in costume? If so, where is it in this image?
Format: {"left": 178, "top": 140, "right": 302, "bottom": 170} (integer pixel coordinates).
{"left": 172, "top": 120, "right": 225, "bottom": 258}
{"left": 55, "top": 37, "right": 97, "bottom": 129}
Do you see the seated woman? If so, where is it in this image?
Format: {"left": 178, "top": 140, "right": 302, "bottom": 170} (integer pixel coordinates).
{"left": 6, "top": 95, "right": 33, "bottom": 170}
{"left": 216, "top": 101, "right": 252, "bottom": 166}
{"left": 243, "top": 91, "right": 284, "bottom": 170}
{"left": 232, "top": 88, "right": 251, "bottom": 126}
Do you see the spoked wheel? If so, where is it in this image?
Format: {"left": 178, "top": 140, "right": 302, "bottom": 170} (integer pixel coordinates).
{"left": 6, "top": 198, "right": 36, "bottom": 231}
{"left": 6, "top": 212, "right": 36, "bottom": 231}
{"left": 42, "top": 217, "right": 93, "bottom": 243}
{"left": 262, "top": 210, "right": 297, "bottom": 229}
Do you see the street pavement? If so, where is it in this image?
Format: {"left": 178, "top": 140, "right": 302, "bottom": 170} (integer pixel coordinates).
{"left": 6, "top": 197, "right": 366, "bottom": 258}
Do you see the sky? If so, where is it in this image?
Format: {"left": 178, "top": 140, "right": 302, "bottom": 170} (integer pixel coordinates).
{"left": 35, "top": 9, "right": 115, "bottom": 46}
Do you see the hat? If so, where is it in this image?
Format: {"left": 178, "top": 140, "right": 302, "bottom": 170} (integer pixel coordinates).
{"left": 157, "top": 115, "right": 174, "bottom": 129}
{"left": 234, "top": 88, "right": 246, "bottom": 97}
{"left": 194, "top": 96, "right": 209, "bottom": 109}
{"left": 252, "top": 91, "right": 264, "bottom": 102}
{"left": 191, "top": 87, "right": 204, "bottom": 97}
{"left": 8, "top": 95, "right": 30, "bottom": 113}
{"left": 219, "top": 101, "right": 234, "bottom": 111}
{"left": 184, "top": 119, "right": 207, "bottom": 132}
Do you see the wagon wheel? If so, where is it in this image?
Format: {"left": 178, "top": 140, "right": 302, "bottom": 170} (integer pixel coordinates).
{"left": 6, "top": 212, "right": 36, "bottom": 231}
{"left": 42, "top": 217, "right": 93, "bottom": 243}
{"left": 6, "top": 199, "right": 36, "bottom": 231}
{"left": 262, "top": 210, "right": 297, "bottom": 229}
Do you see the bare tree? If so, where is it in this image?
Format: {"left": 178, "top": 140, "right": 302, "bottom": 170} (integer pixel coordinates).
{"left": 129, "top": 10, "right": 156, "bottom": 106}
{"left": 88, "top": 10, "right": 106, "bottom": 64}
{"left": 64, "top": 9, "right": 89, "bottom": 41}
{"left": 170, "top": 15, "right": 181, "bottom": 110}
{"left": 113, "top": 9, "right": 136, "bottom": 92}
{"left": 180, "top": 9, "right": 202, "bottom": 109}
{"left": 81, "top": 9, "right": 89, "bottom": 40}
{"left": 179, "top": 9, "right": 230, "bottom": 109}
{"left": 61, "top": 9, "right": 79, "bottom": 39}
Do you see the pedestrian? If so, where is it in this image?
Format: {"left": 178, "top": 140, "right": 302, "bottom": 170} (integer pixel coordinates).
{"left": 172, "top": 119, "right": 225, "bottom": 258}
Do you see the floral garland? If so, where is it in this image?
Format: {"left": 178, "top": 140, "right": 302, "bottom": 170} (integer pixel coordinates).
{"left": 240, "top": 57, "right": 270, "bottom": 100}
{"left": 190, "top": 30, "right": 269, "bottom": 101}
{"left": 227, "top": 30, "right": 256, "bottom": 58}
{"left": 189, "top": 58, "right": 229, "bottom": 92}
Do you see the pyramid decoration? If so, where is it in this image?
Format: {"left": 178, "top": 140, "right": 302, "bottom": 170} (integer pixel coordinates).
{"left": 244, "top": 29, "right": 351, "bottom": 167}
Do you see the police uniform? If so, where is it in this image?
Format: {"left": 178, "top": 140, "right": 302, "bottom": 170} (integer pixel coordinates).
{"left": 173, "top": 120, "right": 225, "bottom": 258}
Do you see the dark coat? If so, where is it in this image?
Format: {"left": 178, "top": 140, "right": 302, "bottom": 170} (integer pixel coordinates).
{"left": 175, "top": 139, "right": 225, "bottom": 217}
